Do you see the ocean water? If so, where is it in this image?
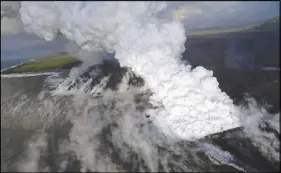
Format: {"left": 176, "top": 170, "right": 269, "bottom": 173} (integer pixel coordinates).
{"left": 1, "top": 59, "right": 27, "bottom": 70}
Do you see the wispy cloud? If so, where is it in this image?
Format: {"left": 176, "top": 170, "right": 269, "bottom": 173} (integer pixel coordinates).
{"left": 1, "top": 1, "right": 24, "bottom": 35}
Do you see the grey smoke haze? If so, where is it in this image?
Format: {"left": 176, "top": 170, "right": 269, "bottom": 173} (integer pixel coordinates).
{"left": 1, "top": 1, "right": 23, "bottom": 34}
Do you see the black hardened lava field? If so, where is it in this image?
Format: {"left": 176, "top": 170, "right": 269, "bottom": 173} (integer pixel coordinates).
{"left": 1, "top": 2, "right": 280, "bottom": 172}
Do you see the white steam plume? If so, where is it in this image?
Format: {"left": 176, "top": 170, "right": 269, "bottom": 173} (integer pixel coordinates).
{"left": 64, "top": 40, "right": 106, "bottom": 75}
{"left": 17, "top": 133, "right": 49, "bottom": 172}
{"left": 18, "top": 2, "right": 242, "bottom": 140}
{"left": 240, "top": 98, "right": 280, "bottom": 163}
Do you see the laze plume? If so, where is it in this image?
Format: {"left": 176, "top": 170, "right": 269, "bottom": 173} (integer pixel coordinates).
{"left": 19, "top": 2, "right": 241, "bottom": 140}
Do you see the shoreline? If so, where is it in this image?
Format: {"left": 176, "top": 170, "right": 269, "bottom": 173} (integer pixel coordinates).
{"left": 1, "top": 72, "right": 60, "bottom": 78}
{"left": 1, "top": 53, "right": 82, "bottom": 75}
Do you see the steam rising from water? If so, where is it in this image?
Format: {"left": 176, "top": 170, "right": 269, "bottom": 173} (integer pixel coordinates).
{"left": 19, "top": 1, "right": 241, "bottom": 140}
{"left": 1, "top": 1, "right": 279, "bottom": 172}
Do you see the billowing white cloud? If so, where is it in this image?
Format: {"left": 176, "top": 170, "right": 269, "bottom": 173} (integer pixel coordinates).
{"left": 18, "top": 1, "right": 242, "bottom": 140}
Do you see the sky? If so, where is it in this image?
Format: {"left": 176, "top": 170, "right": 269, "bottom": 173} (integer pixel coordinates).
{"left": 1, "top": 34, "right": 67, "bottom": 61}
{"left": 178, "top": 1, "right": 279, "bottom": 29}
{"left": 1, "top": 1, "right": 280, "bottom": 60}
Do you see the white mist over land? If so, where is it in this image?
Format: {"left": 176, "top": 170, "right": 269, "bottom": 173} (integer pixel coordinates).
{"left": 1, "top": 1, "right": 279, "bottom": 172}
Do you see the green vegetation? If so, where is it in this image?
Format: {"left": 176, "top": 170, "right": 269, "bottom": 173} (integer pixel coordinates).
{"left": 190, "top": 16, "right": 279, "bottom": 37}
{"left": 189, "top": 23, "right": 254, "bottom": 37}
{"left": 190, "top": 28, "right": 246, "bottom": 36}
{"left": 266, "top": 16, "right": 279, "bottom": 24}
{"left": 2, "top": 52, "right": 81, "bottom": 73}
{"left": 251, "top": 16, "right": 279, "bottom": 30}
